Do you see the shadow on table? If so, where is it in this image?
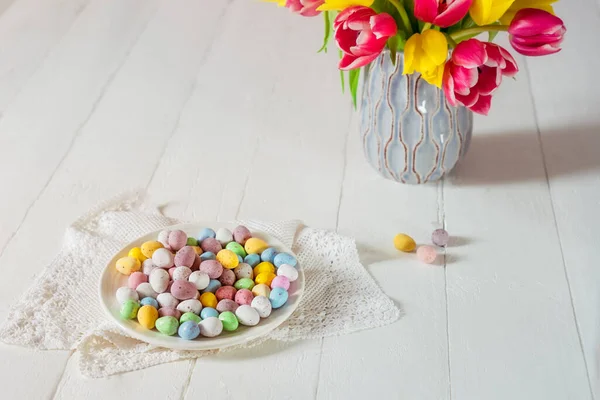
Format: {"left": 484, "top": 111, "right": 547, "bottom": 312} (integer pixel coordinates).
{"left": 450, "top": 124, "right": 600, "bottom": 185}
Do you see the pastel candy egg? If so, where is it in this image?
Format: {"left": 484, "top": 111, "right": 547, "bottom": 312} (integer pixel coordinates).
{"left": 137, "top": 305, "right": 159, "bottom": 329}
{"left": 251, "top": 296, "right": 272, "bottom": 318}
{"left": 200, "top": 307, "right": 219, "bottom": 319}
{"left": 219, "top": 311, "right": 239, "bottom": 332}
{"left": 149, "top": 268, "right": 170, "bottom": 293}
{"left": 199, "top": 260, "right": 223, "bottom": 279}
{"left": 173, "top": 266, "right": 192, "bottom": 281}
{"left": 237, "top": 255, "right": 243, "bottom": 263}
{"left": 252, "top": 283, "right": 271, "bottom": 298}
{"left": 142, "top": 259, "right": 158, "bottom": 276}
{"left": 215, "top": 286, "right": 237, "bottom": 301}
{"left": 244, "top": 254, "right": 261, "bottom": 267}
{"left": 271, "top": 275, "right": 290, "bottom": 291}
{"left": 180, "top": 312, "right": 201, "bottom": 324}
{"left": 116, "top": 287, "right": 139, "bottom": 304}
{"left": 215, "top": 228, "right": 234, "bottom": 246}
{"left": 269, "top": 287, "right": 288, "bottom": 309}
{"left": 120, "top": 300, "right": 140, "bottom": 319}
{"left": 152, "top": 248, "right": 174, "bottom": 269}
{"left": 158, "top": 307, "right": 181, "bottom": 319}
{"left": 234, "top": 289, "right": 254, "bottom": 306}
{"left": 432, "top": 229, "right": 450, "bottom": 247}
{"left": 157, "top": 230, "right": 171, "bottom": 248}
{"left": 136, "top": 282, "right": 158, "bottom": 299}
{"left": 417, "top": 245, "right": 437, "bottom": 264}
{"left": 234, "top": 278, "right": 255, "bottom": 291}
{"left": 274, "top": 252, "right": 297, "bottom": 268}
{"left": 200, "top": 251, "right": 216, "bottom": 261}
{"left": 277, "top": 264, "right": 299, "bottom": 282}
{"left": 178, "top": 320, "right": 200, "bottom": 340}
{"left": 168, "top": 230, "right": 188, "bottom": 251}
{"left": 115, "top": 256, "right": 141, "bottom": 276}
{"left": 199, "top": 317, "right": 223, "bottom": 337}
{"left": 128, "top": 272, "right": 147, "bottom": 289}
{"left": 261, "top": 247, "right": 278, "bottom": 263}
{"left": 177, "top": 299, "right": 202, "bottom": 314}
{"left": 234, "top": 263, "right": 253, "bottom": 280}
{"left": 171, "top": 280, "right": 198, "bottom": 300}
{"left": 191, "top": 246, "right": 203, "bottom": 255}
{"left": 216, "top": 249, "right": 239, "bottom": 270}
{"left": 200, "top": 238, "right": 222, "bottom": 254}
{"left": 188, "top": 271, "right": 210, "bottom": 290}
{"left": 199, "top": 292, "right": 218, "bottom": 308}
{"left": 157, "top": 292, "right": 180, "bottom": 308}
{"left": 197, "top": 227, "right": 216, "bottom": 243}
{"left": 217, "top": 299, "right": 239, "bottom": 313}
{"left": 235, "top": 305, "right": 260, "bottom": 326}
{"left": 393, "top": 233, "right": 416, "bottom": 252}
{"left": 233, "top": 225, "right": 252, "bottom": 245}
{"left": 255, "top": 272, "right": 276, "bottom": 287}
{"left": 219, "top": 269, "right": 236, "bottom": 286}
{"left": 174, "top": 246, "right": 196, "bottom": 268}
{"left": 128, "top": 247, "right": 147, "bottom": 263}
{"left": 225, "top": 241, "right": 247, "bottom": 259}
{"left": 155, "top": 316, "right": 179, "bottom": 335}
{"left": 191, "top": 254, "right": 201, "bottom": 271}
{"left": 201, "top": 279, "right": 222, "bottom": 294}
{"left": 244, "top": 237, "right": 269, "bottom": 255}
{"left": 254, "top": 262, "right": 275, "bottom": 276}
{"left": 186, "top": 237, "right": 198, "bottom": 246}
{"left": 140, "top": 297, "right": 158, "bottom": 308}
{"left": 141, "top": 241, "right": 164, "bottom": 258}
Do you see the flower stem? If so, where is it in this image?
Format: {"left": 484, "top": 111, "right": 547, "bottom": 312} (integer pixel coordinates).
{"left": 388, "top": 0, "right": 414, "bottom": 36}
{"left": 449, "top": 25, "right": 508, "bottom": 41}
{"left": 421, "top": 22, "right": 432, "bottom": 32}
{"left": 445, "top": 34, "right": 457, "bottom": 48}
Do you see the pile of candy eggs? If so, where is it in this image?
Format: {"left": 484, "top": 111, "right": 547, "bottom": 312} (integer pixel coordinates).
{"left": 114, "top": 225, "right": 299, "bottom": 340}
{"left": 393, "top": 228, "right": 450, "bottom": 264}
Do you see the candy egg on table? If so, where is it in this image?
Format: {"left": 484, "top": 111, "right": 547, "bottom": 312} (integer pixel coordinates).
{"left": 234, "top": 263, "right": 253, "bottom": 280}
{"left": 261, "top": 247, "right": 277, "bottom": 263}
{"left": 244, "top": 237, "right": 269, "bottom": 255}
{"left": 217, "top": 299, "right": 239, "bottom": 313}
{"left": 188, "top": 271, "right": 210, "bottom": 291}
{"left": 157, "top": 230, "right": 171, "bottom": 248}
{"left": 215, "top": 228, "right": 234, "bottom": 246}
{"left": 219, "top": 311, "right": 239, "bottom": 331}
{"left": 226, "top": 241, "right": 247, "bottom": 258}
{"left": 274, "top": 252, "right": 297, "bottom": 268}
{"left": 244, "top": 254, "right": 261, "bottom": 268}
{"left": 115, "top": 256, "right": 141, "bottom": 276}
{"left": 251, "top": 296, "right": 272, "bottom": 318}
{"left": 152, "top": 248, "right": 174, "bottom": 269}
{"left": 393, "top": 233, "right": 416, "bottom": 252}
{"left": 200, "top": 251, "right": 216, "bottom": 261}
{"left": 186, "top": 237, "right": 198, "bottom": 246}
{"left": 215, "top": 286, "right": 237, "bottom": 301}
{"left": 197, "top": 227, "right": 216, "bottom": 243}
{"left": 140, "top": 241, "right": 164, "bottom": 258}
{"left": 155, "top": 316, "right": 179, "bottom": 335}
{"left": 216, "top": 249, "right": 239, "bottom": 270}
{"left": 235, "top": 305, "right": 260, "bottom": 326}
{"left": 218, "top": 269, "right": 236, "bottom": 286}
{"left": 255, "top": 272, "right": 276, "bottom": 286}
{"left": 137, "top": 305, "right": 159, "bottom": 329}
{"left": 180, "top": 312, "right": 201, "bottom": 324}
{"left": 171, "top": 280, "right": 198, "bottom": 300}
{"left": 168, "top": 230, "right": 188, "bottom": 252}
{"left": 277, "top": 264, "right": 298, "bottom": 282}
{"left": 140, "top": 297, "right": 159, "bottom": 308}
{"left": 201, "top": 279, "right": 222, "bottom": 294}
{"left": 199, "top": 292, "right": 218, "bottom": 308}
{"left": 174, "top": 246, "right": 196, "bottom": 267}
{"left": 149, "top": 268, "right": 170, "bottom": 293}
{"left": 200, "top": 238, "right": 222, "bottom": 254}
{"left": 172, "top": 266, "right": 192, "bottom": 281}
{"left": 232, "top": 225, "right": 252, "bottom": 245}
{"left": 178, "top": 320, "right": 200, "bottom": 340}
{"left": 271, "top": 275, "right": 290, "bottom": 291}
{"left": 234, "top": 289, "right": 254, "bottom": 306}
{"left": 199, "top": 260, "right": 223, "bottom": 279}
{"left": 432, "top": 228, "right": 450, "bottom": 247}
{"left": 177, "top": 299, "right": 202, "bottom": 314}
{"left": 199, "top": 317, "right": 223, "bottom": 337}
{"left": 157, "top": 292, "right": 180, "bottom": 309}
{"left": 158, "top": 307, "right": 181, "bottom": 319}
{"left": 253, "top": 261, "right": 275, "bottom": 276}
{"left": 234, "top": 277, "right": 255, "bottom": 291}
{"left": 136, "top": 282, "right": 158, "bottom": 299}
{"left": 128, "top": 247, "right": 147, "bottom": 263}
{"left": 142, "top": 259, "right": 158, "bottom": 276}
{"left": 417, "top": 245, "right": 438, "bottom": 264}
{"left": 252, "top": 283, "right": 271, "bottom": 298}
{"left": 120, "top": 299, "right": 140, "bottom": 319}
{"left": 116, "top": 287, "right": 139, "bottom": 303}
{"left": 269, "top": 287, "right": 289, "bottom": 309}
{"left": 200, "top": 307, "right": 219, "bottom": 319}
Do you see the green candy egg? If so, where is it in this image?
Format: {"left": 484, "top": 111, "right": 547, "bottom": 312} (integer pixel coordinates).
{"left": 120, "top": 299, "right": 140, "bottom": 319}
{"left": 219, "top": 311, "right": 239, "bottom": 332}
{"left": 180, "top": 312, "right": 201, "bottom": 324}
{"left": 226, "top": 242, "right": 247, "bottom": 258}
{"left": 156, "top": 316, "right": 179, "bottom": 336}
{"left": 234, "top": 277, "right": 255, "bottom": 290}
{"left": 187, "top": 237, "right": 198, "bottom": 246}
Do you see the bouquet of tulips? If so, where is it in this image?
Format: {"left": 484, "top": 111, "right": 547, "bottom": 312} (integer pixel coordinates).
{"left": 265, "top": 0, "right": 566, "bottom": 115}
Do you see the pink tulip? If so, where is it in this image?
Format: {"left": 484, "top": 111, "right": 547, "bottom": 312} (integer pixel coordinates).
{"left": 286, "top": 0, "right": 323, "bottom": 17}
{"left": 508, "top": 8, "right": 566, "bottom": 56}
{"left": 334, "top": 6, "right": 397, "bottom": 70}
{"left": 442, "top": 39, "right": 518, "bottom": 115}
{"left": 414, "top": 0, "right": 472, "bottom": 27}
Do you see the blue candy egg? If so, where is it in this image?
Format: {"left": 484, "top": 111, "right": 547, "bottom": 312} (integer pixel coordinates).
{"left": 201, "top": 279, "right": 222, "bottom": 294}
{"left": 178, "top": 320, "right": 200, "bottom": 340}
{"left": 140, "top": 297, "right": 159, "bottom": 308}
{"left": 269, "top": 287, "right": 289, "bottom": 309}
{"left": 261, "top": 247, "right": 278, "bottom": 263}
{"left": 197, "top": 228, "right": 216, "bottom": 242}
{"left": 200, "top": 251, "right": 216, "bottom": 261}
{"left": 237, "top": 254, "right": 243, "bottom": 263}
{"left": 244, "top": 253, "right": 261, "bottom": 268}
{"left": 274, "top": 252, "right": 297, "bottom": 268}
{"left": 200, "top": 307, "right": 219, "bottom": 319}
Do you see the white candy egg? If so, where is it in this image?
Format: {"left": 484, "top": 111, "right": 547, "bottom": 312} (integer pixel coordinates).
{"left": 116, "top": 287, "right": 139, "bottom": 304}
{"left": 199, "top": 317, "right": 223, "bottom": 337}
{"left": 149, "top": 268, "right": 170, "bottom": 293}
{"left": 142, "top": 259, "right": 158, "bottom": 276}
{"left": 177, "top": 299, "right": 202, "bottom": 314}
{"left": 152, "top": 248, "right": 174, "bottom": 268}
{"left": 276, "top": 264, "right": 298, "bottom": 282}
{"left": 235, "top": 305, "right": 260, "bottom": 326}
{"left": 250, "top": 296, "right": 272, "bottom": 318}
{"left": 215, "top": 228, "right": 233, "bottom": 246}
{"left": 136, "top": 282, "right": 158, "bottom": 299}
{"left": 157, "top": 292, "right": 180, "bottom": 308}
{"left": 188, "top": 271, "right": 210, "bottom": 290}
{"left": 157, "top": 230, "right": 171, "bottom": 248}
{"left": 172, "top": 266, "right": 192, "bottom": 281}
{"left": 234, "top": 263, "right": 253, "bottom": 280}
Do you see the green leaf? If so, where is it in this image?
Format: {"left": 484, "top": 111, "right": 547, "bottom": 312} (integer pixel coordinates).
{"left": 488, "top": 30, "right": 499, "bottom": 42}
{"left": 318, "top": 11, "right": 332, "bottom": 53}
{"left": 349, "top": 68, "right": 360, "bottom": 109}
{"left": 461, "top": 14, "right": 476, "bottom": 28}
{"left": 388, "top": 36, "right": 398, "bottom": 65}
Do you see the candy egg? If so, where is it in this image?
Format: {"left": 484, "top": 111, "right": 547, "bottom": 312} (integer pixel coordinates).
{"left": 234, "top": 278, "right": 255, "bottom": 291}
{"left": 191, "top": 254, "right": 201, "bottom": 271}
{"left": 393, "top": 233, "right": 416, "bottom": 252}
{"left": 235, "top": 305, "right": 260, "bottom": 326}
{"left": 136, "top": 282, "right": 158, "bottom": 299}
{"left": 200, "top": 238, "right": 222, "bottom": 254}
{"left": 233, "top": 225, "right": 252, "bottom": 245}
{"left": 177, "top": 299, "right": 202, "bottom": 314}
{"left": 199, "top": 317, "right": 223, "bottom": 337}
{"left": 115, "top": 256, "right": 141, "bottom": 276}
{"left": 180, "top": 312, "right": 201, "bottom": 324}
{"left": 174, "top": 246, "right": 196, "bottom": 268}
{"left": 432, "top": 229, "right": 449, "bottom": 247}
{"left": 157, "top": 292, "right": 180, "bottom": 309}
{"left": 244, "top": 254, "right": 261, "bottom": 268}
{"left": 216, "top": 249, "right": 239, "bottom": 270}
{"left": 171, "top": 280, "right": 198, "bottom": 300}
{"left": 149, "top": 268, "right": 170, "bottom": 293}
{"left": 219, "top": 311, "right": 239, "bottom": 331}
{"left": 191, "top": 246, "right": 203, "bottom": 255}
{"left": 252, "top": 283, "right": 271, "bottom": 298}
{"left": 218, "top": 269, "right": 236, "bottom": 286}
{"left": 271, "top": 275, "right": 290, "bottom": 291}
{"left": 155, "top": 316, "right": 179, "bottom": 335}
{"left": 141, "top": 241, "right": 164, "bottom": 258}
{"left": 142, "top": 259, "right": 158, "bottom": 275}
{"left": 277, "top": 264, "right": 298, "bottom": 282}
{"left": 251, "top": 296, "right": 272, "bottom": 318}
{"left": 200, "top": 251, "right": 216, "bottom": 261}
{"left": 199, "top": 260, "right": 223, "bottom": 279}
{"left": 226, "top": 241, "right": 247, "bottom": 258}
{"left": 188, "top": 271, "right": 210, "bottom": 290}
{"left": 116, "top": 287, "right": 139, "bottom": 303}
{"left": 152, "top": 248, "right": 174, "bottom": 269}
{"left": 137, "top": 305, "right": 159, "bottom": 329}
{"left": 237, "top": 255, "right": 243, "bottom": 263}
{"left": 269, "top": 287, "right": 288, "bottom": 309}
{"left": 158, "top": 307, "right": 181, "bottom": 319}
{"left": 234, "top": 263, "right": 253, "bottom": 280}
{"left": 200, "top": 307, "right": 219, "bottom": 319}
{"left": 254, "top": 262, "right": 275, "bottom": 276}
{"left": 217, "top": 299, "right": 239, "bottom": 313}
{"left": 157, "top": 230, "right": 171, "bottom": 248}
{"left": 140, "top": 297, "right": 159, "bottom": 308}
{"left": 120, "top": 300, "right": 140, "bottom": 319}
{"left": 128, "top": 272, "right": 148, "bottom": 289}
{"left": 215, "top": 228, "right": 234, "bottom": 246}
{"left": 199, "top": 292, "right": 218, "bottom": 308}
{"left": 244, "top": 237, "right": 269, "bottom": 255}
{"left": 215, "top": 286, "right": 237, "bottom": 301}
{"left": 168, "top": 230, "right": 188, "bottom": 252}
{"left": 234, "top": 289, "right": 254, "bottom": 306}
{"left": 179, "top": 320, "right": 200, "bottom": 340}
{"left": 273, "top": 252, "right": 297, "bottom": 268}
{"left": 128, "top": 247, "right": 147, "bottom": 263}
{"left": 261, "top": 247, "right": 277, "bottom": 263}
{"left": 255, "top": 272, "right": 276, "bottom": 286}
{"left": 201, "top": 279, "right": 222, "bottom": 294}
{"left": 186, "top": 237, "right": 198, "bottom": 246}
{"left": 417, "top": 245, "right": 437, "bottom": 264}
{"left": 173, "top": 266, "right": 192, "bottom": 281}
{"left": 197, "top": 227, "right": 216, "bottom": 243}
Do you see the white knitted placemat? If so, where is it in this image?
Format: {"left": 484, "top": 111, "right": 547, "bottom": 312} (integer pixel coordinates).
{"left": 0, "top": 193, "right": 400, "bottom": 377}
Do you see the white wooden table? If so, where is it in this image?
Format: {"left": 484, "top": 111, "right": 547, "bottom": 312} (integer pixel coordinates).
{"left": 0, "top": 0, "right": 597, "bottom": 398}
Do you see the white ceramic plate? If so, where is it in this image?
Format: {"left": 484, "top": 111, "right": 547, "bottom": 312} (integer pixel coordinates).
{"left": 99, "top": 222, "right": 304, "bottom": 351}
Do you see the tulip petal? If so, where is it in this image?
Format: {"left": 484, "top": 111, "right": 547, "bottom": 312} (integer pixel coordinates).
{"left": 370, "top": 13, "right": 397, "bottom": 39}
{"left": 443, "top": 67, "right": 459, "bottom": 106}
{"left": 476, "top": 66, "right": 501, "bottom": 95}
{"left": 452, "top": 39, "right": 487, "bottom": 68}
{"left": 421, "top": 30, "right": 448, "bottom": 66}
{"left": 452, "top": 65, "right": 478, "bottom": 95}
{"left": 470, "top": 0, "right": 515, "bottom": 25}
{"left": 339, "top": 52, "right": 380, "bottom": 70}
{"left": 455, "top": 91, "right": 480, "bottom": 108}
{"left": 434, "top": 0, "right": 473, "bottom": 27}
{"left": 497, "top": 46, "right": 519, "bottom": 76}
{"left": 403, "top": 34, "right": 419, "bottom": 75}
{"left": 468, "top": 94, "right": 492, "bottom": 115}
{"left": 414, "top": 0, "right": 439, "bottom": 24}
{"left": 508, "top": 8, "right": 563, "bottom": 36}
{"left": 317, "top": 0, "right": 374, "bottom": 11}
{"left": 335, "top": 25, "right": 360, "bottom": 53}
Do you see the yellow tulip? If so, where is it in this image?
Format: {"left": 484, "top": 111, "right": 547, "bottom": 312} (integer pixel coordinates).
{"left": 470, "top": 0, "right": 515, "bottom": 25}
{"left": 403, "top": 30, "right": 448, "bottom": 88}
{"left": 316, "top": 0, "right": 374, "bottom": 11}
{"left": 499, "top": 0, "right": 557, "bottom": 24}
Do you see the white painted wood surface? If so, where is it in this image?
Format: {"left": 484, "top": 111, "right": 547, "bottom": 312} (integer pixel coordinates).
{"left": 0, "top": 0, "right": 596, "bottom": 398}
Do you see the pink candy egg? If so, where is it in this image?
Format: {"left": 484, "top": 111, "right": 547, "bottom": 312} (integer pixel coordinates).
{"left": 168, "top": 230, "right": 188, "bottom": 252}
{"left": 417, "top": 245, "right": 437, "bottom": 264}
{"left": 174, "top": 246, "right": 196, "bottom": 267}
{"left": 232, "top": 225, "right": 252, "bottom": 245}
{"left": 158, "top": 307, "right": 181, "bottom": 319}
{"left": 128, "top": 272, "right": 148, "bottom": 289}
{"left": 215, "top": 286, "right": 237, "bottom": 301}
{"left": 199, "top": 260, "right": 223, "bottom": 279}
{"left": 170, "top": 280, "right": 198, "bottom": 300}
{"left": 216, "top": 299, "right": 239, "bottom": 313}
{"left": 200, "top": 237, "right": 222, "bottom": 254}
{"left": 219, "top": 269, "right": 236, "bottom": 286}
{"left": 271, "top": 275, "right": 290, "bottom": 291}
{"left": 234, "top": 289, "right": 254, "bottom": 306}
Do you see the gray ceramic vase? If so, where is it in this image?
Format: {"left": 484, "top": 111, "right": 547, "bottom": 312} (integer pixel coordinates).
{"left": 360, "top": 51, "right": 473, "bottom": 184}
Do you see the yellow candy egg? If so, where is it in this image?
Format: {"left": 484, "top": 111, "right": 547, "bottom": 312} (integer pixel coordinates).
{"left": 216, "top": 249, "right": 239, "bottom": 269}
{"left": 252, "top": 283, "right": 271, "bottom": 298}
{"left": 393, "top": 233, "right": 416, "bottom": 252}
{"left": 244, "top": 237, "right": 269, "bottom": 255}
{"left": 137, "top": 305, "right": 158, "bottom": 329}
{"left": 191, "top": 246, "right": 203, "bottom": 255}
{"left": 141, "top": 241, "right": 164, "bottom": 258}
{"left": 255, "top": 272, "right": 276, "bottom": 286}
{"left": 128, "top": 247, "right": 148, "bottom": 263}
{"left": 200, "top": 292, "right": 218, "bottom": 308}
{"left": 115, "top": 256, "right": 141, "bottom": 275}
{"left": 253, "top": 261, "right": 275, "bottom": 277}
